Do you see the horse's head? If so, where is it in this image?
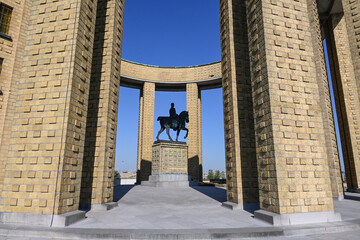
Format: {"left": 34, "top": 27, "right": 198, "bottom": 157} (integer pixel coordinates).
{"left": 180, "top": 111, "right": 189, "bottom": 123}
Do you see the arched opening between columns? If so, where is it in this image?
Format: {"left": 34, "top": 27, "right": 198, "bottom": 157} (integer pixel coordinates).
{"left": 136, "top": 82, "right": 220, "bottom": 183}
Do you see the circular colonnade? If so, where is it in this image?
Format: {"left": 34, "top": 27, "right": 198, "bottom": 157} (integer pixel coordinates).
{"left": 119, "top": 59, "right": 222, "bottom": 182}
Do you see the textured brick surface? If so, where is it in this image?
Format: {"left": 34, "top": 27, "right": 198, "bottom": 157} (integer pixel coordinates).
{"left": 0, "top": 0, "right": 98, "bottom": 215}
{"left": 306, "top": 0, "right": 343, "bottom": 198}
{"left": 219, "top": 0, "right": 259, "bottom": 204}
{"left": 0, "top": 0, "right": 31, "bottom": 194}
{"left": 80, "top": 0, "right": 124, "bottom": 208}
{"left": 120, "top": 60, "right": 221, "bottom": 83}
{"left": 339, "top": 0, "right": 360, "bottom": 190}
{"left": 186, "top": 83, "right": 202, "bottom": 181}
{"left": 325, "top": 13, "right": 360, "bottom": 190}
{"left": 341, "top": 0, "right": 360, "bottom": 105}
{"left": 152, "top": 142, "right": 188, "bottom": 174}
{"left": 245, "top": 0, "right": 334, "bottom": 214}
{"left": 137, "top": 82, "right": 155, "bottom": 182}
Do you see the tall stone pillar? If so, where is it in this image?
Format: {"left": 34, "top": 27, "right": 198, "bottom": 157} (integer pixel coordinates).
{"left": 0, "top": 0, "right": 98, "bottom": 226}
{"left": 137, "top": 82, "right": 155, "bottom": 182}
{"left": 186, "top": 83, "right": 202, "bottom": 181}
{"left": 341, "top": 0, "right": 360, "bottom": 104}
{"left": 0, "top": 0, "right": 31, "bottom": 194}
{"left": 338, "top": 0, "right": 360, "bottom": 191}
{"left": 219, "top": 0, "right": 258, "bottom": 207}
{"left": 245, "top": 0, "right": 340, "bottom": 224}
{"left": 80, "top": 0, "right": 125, "bottom": 210}
{"left": 324, "top": 13, "right": 360, "bottom": 191}
{"left": 307, "top": 1, "right": 343, "bottom": 199}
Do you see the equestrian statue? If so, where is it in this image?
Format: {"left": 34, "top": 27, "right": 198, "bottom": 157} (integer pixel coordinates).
{"left": 156, "top": 103, "right": 189, "bottom": 142}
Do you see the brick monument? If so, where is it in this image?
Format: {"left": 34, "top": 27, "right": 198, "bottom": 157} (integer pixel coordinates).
{"left": 0, "top": 0, "right": 358, "bottom": 227}
{"left": 141, "top": 141, "right": 189, "bottom": 187}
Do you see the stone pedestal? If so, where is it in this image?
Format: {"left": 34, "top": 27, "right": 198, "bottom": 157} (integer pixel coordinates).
{"left": 254, "top": 210, "right": 341, "bottom": 226}
{"left": 142, "top": 141, "right": 189, "bottom": 187}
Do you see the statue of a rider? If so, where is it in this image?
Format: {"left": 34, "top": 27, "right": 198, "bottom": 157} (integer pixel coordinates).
{"left": 169, "top": 103, "right": 180, "bottom": 129}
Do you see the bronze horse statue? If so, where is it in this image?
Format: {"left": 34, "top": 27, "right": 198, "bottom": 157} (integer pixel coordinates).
{"left": 156, "top": 111, "right": 189, "bottom": 142}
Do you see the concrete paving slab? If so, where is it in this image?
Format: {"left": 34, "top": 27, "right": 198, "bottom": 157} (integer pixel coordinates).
{"left": 70, "top": 185, "right": 269, "bottom": 229}
{"left": 334, "top": 193, "right": 360, "bottom": 221}
{"left": 244, "top": 229, "right": 360, "bottom": 240}
{"left": 0, "top": 187, "right": 359, "bottom": 239}
{"left": 0, "top": 219, "right": 359, "bottom": 239}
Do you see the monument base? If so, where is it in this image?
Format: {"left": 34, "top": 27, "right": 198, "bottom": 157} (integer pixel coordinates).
{"left": 254, "top": 210, "right": 341, "bottom": 226}
{"left": 90, "top": 202, "right": 118, "bottom": 211}
{"left": 222, "top": 201, "right": 260, "bottom": 213}
{"left": 333, "top": 195, "right": 344, "bottom": 201}
{"left": 142, "top": 173, "right": 190, "bottom": 187}
{"left": 143, "top": 141, "right": 190, "bottom": 187}
{"left": 0, "top": 210, "right": 85, "bottom": 227}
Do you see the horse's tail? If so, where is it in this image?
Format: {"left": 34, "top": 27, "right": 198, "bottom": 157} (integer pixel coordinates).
{"left": 157, "top": 117, "right": 163, "bottom": 121}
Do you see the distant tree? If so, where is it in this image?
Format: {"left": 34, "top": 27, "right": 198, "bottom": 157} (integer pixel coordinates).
{"left": 114, "top": 170, "right": 121, "bottom": 180}
{"left": 220, "top": 171, "right": 226, "bottom": 179}
{"left": 214, "top": 170, "right": 220, "bottom": 179}
{"left": 208, "top": 169, "right": 214, "bottom": 180}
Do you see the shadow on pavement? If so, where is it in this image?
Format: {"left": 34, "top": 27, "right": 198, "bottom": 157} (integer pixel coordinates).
{"left": 191, "top": 185, "right": 260, "bottom": 214}
{"left": 344, "top": 192, "right": 360, "bottom": 202}
{"left": 190, "top": 185, "right": 227, "bottom": 203}
{"left": 113, "top": 185, "right": 136, "bottom": 202}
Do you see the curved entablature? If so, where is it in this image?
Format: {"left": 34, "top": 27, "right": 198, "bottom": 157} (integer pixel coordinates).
{"left": 120, "top": 59, "right": 222, "bottom": 91}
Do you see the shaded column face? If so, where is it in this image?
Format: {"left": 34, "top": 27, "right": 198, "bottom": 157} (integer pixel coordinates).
{"left": 0, "top": 0, "right": 98, "bottom": 217}
{"left": 186, "top": 83, "right": 202, "bottom": 181}
{"left": 137, "top": 82, "right": 155, "bottom": 181}
{"left": 245, "top": 0, "right": 334, "bottom": 214}
{"left": 136, "top": 89, "right": 145, "bottom": 183}
{"left": 325, "top": 13, "right": 360, "bottom": 191}
{"left": 307, "top": 1, "right": 343, "bottom": 198}
{"left": 219, "top": 0, "right": 258, "bottom": 205}
{"left": 197, "top": 90, "right": 203, "bottom": 181}
{"left": 80, "top": 0, "right": 125, "bottom": 208}
{"left": 341, "top": 0, "right": 360, "bottom": 104}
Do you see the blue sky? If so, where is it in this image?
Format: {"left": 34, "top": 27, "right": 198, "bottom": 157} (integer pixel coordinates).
{"left": 115, "top": 0, "right": 224, "bottom": 173}
{"left": 323, "top": 40, "right": 345, "bottom": 172}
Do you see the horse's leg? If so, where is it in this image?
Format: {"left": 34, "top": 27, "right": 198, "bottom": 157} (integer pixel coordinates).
{"left": 184, "top": 128, "right": 188, "bottom": 139}
{"left": 176, "top": 129, "right": 180, "bottom": 142}
{"left": 166, "top": 126, "right": 173, "bottom": 142}
{"left": 156, "top": 127, "right": 165, "bottom": 141}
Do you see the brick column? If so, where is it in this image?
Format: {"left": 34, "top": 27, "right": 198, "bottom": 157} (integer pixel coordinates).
{"left": 306, "top": 0, "right": 343, "bottom": 199}
{"left": 0, "top": 0, "right": 31, "bottom": 194}
{"left": 186, "top": 83, "right": 202, "bottom": 181}
{"left": 341, "top": 0, "right": 360, "bottom": 104}
{"left": 245, "top": 0, "right": 340, "bottom": 225}
{"left": 339, "top": 0, "right": 360, "bottom": 191}
{"left": 0, "top": 0, "right": 97, "bottom": 226}
{"left": 80, "top": 0, "right": 125, "bottom": 210}
{"left": 325, "top": 13, "right": 360, "bottom": 191}
{"left": 137, "top": 82, "right": 155, "bottom": 182}
{"left": 197, "top": 88, "right": 203, "bottom": 181}
{"left": 219, "top": 0, "right": 258, "bottom": 207}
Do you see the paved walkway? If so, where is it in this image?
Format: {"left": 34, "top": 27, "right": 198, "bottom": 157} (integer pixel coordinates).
{"left": 1, "top": 230, "right": 360, "bottom": 240}
{"left": 71, "top": 185, "right": 268, "bottom": 229}
{"left": 0, "top": 185, "right": 360, "bottom": 239}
